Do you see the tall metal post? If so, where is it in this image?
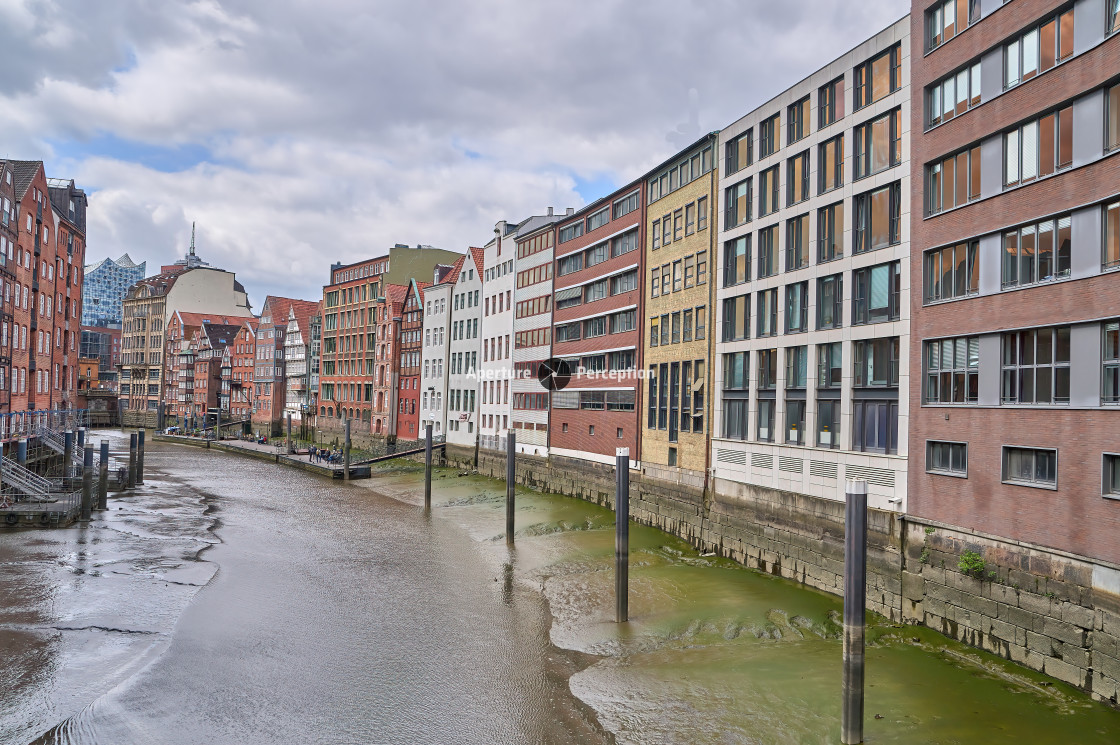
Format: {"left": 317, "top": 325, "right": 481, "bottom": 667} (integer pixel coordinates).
{"left": 17, "top": 438, "right": 27, "bottom": 467}
{"left": 136, "top": 429, "right": 146, "bottom": 485}
{"left": 287, "top": 413, "right": 293, "bottom": 454}
{"left": 127, "top": 433, "right": 137, "bottom": 489}
{"left": 842, "top": 478, "right": 868, "bottom": 745}
{"left": 80, "top": 448, "right": 93, "bottom": 522}
{"left": 77, "top": 427, "right": 86, "bottom": 449}
{"left": 615, "top": 447, "right": 630, "bottom": 623}
{"left": 505, "top": 431, "right": 515, "bottom": 543}
{"left": 97, "top": 440, "right": 109, "bottom": 510}
{"left": 63, "top": 430, "right": 74, "bottom": 478}
{"left": 343, "top": 418, "right": 351, "bottom": 482}
{"left": 424, "top": 423, "right": 433, "bottom": 511}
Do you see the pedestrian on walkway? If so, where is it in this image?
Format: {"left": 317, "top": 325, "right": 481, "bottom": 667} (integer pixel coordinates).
{"left": 308, "top": 446, "right": 315, "bottom": 462}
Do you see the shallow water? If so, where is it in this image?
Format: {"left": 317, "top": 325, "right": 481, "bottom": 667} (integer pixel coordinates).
{"left": 369, "top": 461, "right": 1120, "bottom": 745}
{"left": 3, "top": 437, "right": 1120, "bottom": 744}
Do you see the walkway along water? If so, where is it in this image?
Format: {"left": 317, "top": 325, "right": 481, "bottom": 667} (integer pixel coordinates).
{"left": 142, "top": 433, "right": 1120, "bottom": 743}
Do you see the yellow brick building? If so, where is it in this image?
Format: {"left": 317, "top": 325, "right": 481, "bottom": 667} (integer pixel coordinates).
{"left": 640, "top": 135, "right": 717, "bottom": 483}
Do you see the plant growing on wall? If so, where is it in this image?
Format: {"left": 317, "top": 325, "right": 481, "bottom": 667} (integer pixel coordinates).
{"left": 958, "top": 550, "right": 986, "bottom": 578}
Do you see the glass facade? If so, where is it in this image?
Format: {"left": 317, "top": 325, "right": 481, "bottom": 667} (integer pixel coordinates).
{"left": 82, "top": 254, "right": 146, "bottom": 327}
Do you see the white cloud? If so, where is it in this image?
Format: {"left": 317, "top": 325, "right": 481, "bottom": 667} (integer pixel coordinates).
{"left": 0, "top": 0, "right": 908, "bottom": 308}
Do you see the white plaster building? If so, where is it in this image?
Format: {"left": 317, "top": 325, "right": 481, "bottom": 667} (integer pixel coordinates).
{"left": 445, "top": 248, "right": 484, "bottom": 448}
{"left": 419, "top": 259, "right": 459, "bottom": 436}
{"left": 712, "top": 17, "right": 912, "bottom": 512}
{"left": 478, "top": 221, "right": 519, "bottom": 450}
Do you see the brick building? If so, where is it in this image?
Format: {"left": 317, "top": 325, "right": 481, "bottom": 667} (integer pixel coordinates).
{"left": 641, "top": 135, "right": 717, "bottom": 484}
{"left": 251, "top": 296, "right": 318, "bottom": 435}
{"left": 0, "top": 162, "right": 18, "bottom": 414}
{"left": 317, "top": 245, "right": 461, "bottom": 442}
{"left": 549, "top": 182, "right": 645, "bottom": 466}
{"left": 908, "top": 0, "right": 1120, "bottom": 562}
{"left": 395, "top": 279, "right": 428, "bottom": 440}
{"left": 6, "top": 161, "right": 84, "bottom": 414}
{"left": 228, "top": 319, "right": 258, "bottom": 422}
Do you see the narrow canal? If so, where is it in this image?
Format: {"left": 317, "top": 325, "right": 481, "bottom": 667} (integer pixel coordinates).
{"left": 1, "top": 432, "right": 1119, "bottom": 744}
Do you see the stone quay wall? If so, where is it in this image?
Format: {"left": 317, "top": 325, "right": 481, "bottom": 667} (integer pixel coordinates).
{"left": 442, "top": 443, "right": 1120, "bottom": 706}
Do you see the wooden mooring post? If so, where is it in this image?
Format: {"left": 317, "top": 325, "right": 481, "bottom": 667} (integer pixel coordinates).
{"left": 137, "top": 429, "right": 146, "bottom": 485}
{"left": 343, "top": 419, "right": 351, "bottom": 482}
{"left": 127, "top": 433, "right": 137, "bottom": 489}
{"left": 424, "top": 423, "right": 433, "bottom": 511}
{"left": 80, "top": 448, "right": 93, "bottom": 522}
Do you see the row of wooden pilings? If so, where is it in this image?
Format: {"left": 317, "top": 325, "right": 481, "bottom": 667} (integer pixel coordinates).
{"left": 73, "top": 429, "right": 146, "bottom": 522}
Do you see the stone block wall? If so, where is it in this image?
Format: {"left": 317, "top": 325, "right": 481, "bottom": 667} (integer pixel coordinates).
{"left": 902, "top": 521, "right": 1120, "bottom": 706}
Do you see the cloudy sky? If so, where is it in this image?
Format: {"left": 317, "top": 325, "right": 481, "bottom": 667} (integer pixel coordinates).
{"left": 0, "top": 0, "right": 906, "bottom": 310}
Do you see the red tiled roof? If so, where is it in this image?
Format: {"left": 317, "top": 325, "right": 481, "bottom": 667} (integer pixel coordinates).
{"left": 440, "top": 255, "right": 465, "bottom": 286}
{"left": 468, "top": 247, "right": 485, "bottom": 277}
{"left": 173, "top": 310, "right": 255, "bottom": 329}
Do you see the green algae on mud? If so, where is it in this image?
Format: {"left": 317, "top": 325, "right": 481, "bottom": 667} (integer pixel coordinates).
{"left": 362, "top": 462, "right": 1120, "bottom": 744}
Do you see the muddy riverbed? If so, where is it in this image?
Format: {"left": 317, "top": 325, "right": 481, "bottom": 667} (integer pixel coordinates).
{"left": 2, "top": 434, "right": 1119, "bottom": 744}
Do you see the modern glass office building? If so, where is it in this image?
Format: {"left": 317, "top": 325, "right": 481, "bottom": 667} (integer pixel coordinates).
{"left": 82, "top": 253, "right": 146, "bottom": 327}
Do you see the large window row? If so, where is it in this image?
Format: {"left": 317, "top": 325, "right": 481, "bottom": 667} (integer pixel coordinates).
{"left": 719, "top": 183, "right": 901, "bottom": 290}
{"left": 926, "top": 0, "right": 979, "bottom": 52}
{"left": 646, "top": 360, "right": 706, "bottom": 440}
{"left": 557, "top": 229, "right": 640, "bottom": 277}
{"left": 650, "top": 252, "right": 708, "bottom": 297}
{"left": 653, "top": 198, "right": 709, "bottom": 249}
{"left": 649, "top": 146, "right": 714, "bottom": 202}
{"left": 1004, "top": 9, "right": 1074, "bottom": 90}
{"left": 720, "top": 338, "right": 899, "bottom": 454}
{"left": 650, "top": 306, "right": 707, "bottom": 347}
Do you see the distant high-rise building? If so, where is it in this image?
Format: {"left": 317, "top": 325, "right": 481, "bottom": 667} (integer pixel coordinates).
{"left": 82, "top": 253, "right": 146, "bottom": 327}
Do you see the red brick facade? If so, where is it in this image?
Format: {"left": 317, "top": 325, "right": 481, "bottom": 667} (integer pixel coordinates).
{"left": 909, "top": 2, "right": 1120, "bottom": 563}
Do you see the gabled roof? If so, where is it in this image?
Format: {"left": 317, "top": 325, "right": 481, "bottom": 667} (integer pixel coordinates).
{"left": 468, "top": 247, "right": 485, "bottom": 277}
{"left": 385, "top": 283, "right": 408, "bottom": 316}
{"left": 202, "top": 323, "right": 241, "bottom": 350}
{"left": 260, "top": 296, "right": 318, "bottom": 330}
{"left": 284, "top": 299, "right": 321, "bottom": 336}
{"left": 172, "top": 310, "right": 255, "bottom": 330}
{"left": 10, "top": 160, "right": 43, "bottom": 200}
{"left": 434, "top": 256, "right": 464, "bottom": 286}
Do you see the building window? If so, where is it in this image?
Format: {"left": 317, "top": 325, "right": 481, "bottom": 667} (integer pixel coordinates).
{"left": 854, "top": 108, "right": 902, "bottom": 179}
{"left": 786, "top": 214, "right": 809, "bottom": 271}
{"left": 759, "top": 113, "right": 780, "bottom": 158}
{"left": 852, "top": 261, "right": 901, "bottom": 325}
{"left": 1112, "top": 1, "right": 1120, "bottom": 35}
{"left": 927, "top": 0, "right": 978, "bottom": 50}
{"left": 722, "top": 294, "right": 749, "bottom": 342}
{"left": 757, "top": 289, "right": 778, "bottom": 338}
{"left": 785, "top": 282, "right": 808, "bottom": 334}
{"left": 817, "top": 342, "right": 842, "bottom": 388}
{"left": 613, "top": 191, "right": 639, "bottom": 219}
{"left": 786, "top": 151, "right": 810, "bottom": 205}
{"left": 559, "top": 223, "right": 583, "bottom": 243}
{"left": 1000, "top": 326, "right": 1071, "bottom": 404}
{"left": 788, "top": 96, "right": 810, "bottom": 144}
{"left": 1105, "top": 321, "right": 1120, "bottom": 404}
{"left": 924, "top": 336, "right": 979, "bottom": 403}
{"left": 725, "top": 178, "right": 752, "bottom": 229}
{"left": 1105, "top": 454, "right": 1120, "bottom": 497}
{"left": 853, "top": 43, "right": 901, "bottom": 110}
{"left": 927, "top": 441, "right": 968, "bottom": 476}
{"left": 924, "top": 241, "right": 978, "bottom": 303}
{"left": 757, "top": 225, "right": 777, "bottom": 278}
{"left": 1105, "top": 200, "right": 1119, "bottom": 270}
{"left": 725, "top": 130, "right": 753, "bottom": 176}
{"left": 817, "top": 398, "right": 840, "bottom": 449}
{"left": 1002, "top": 446, "right": 1057, "bottom": 488}
{"left": 759, "top": 166, "right": 780, "bottom": 217}
{"left": 928, "top": 63, "right": 981, "bottom": 127}
{"left": 1004, "top": 9, "right": 1075, "bottom": 89}
{"left": 817, "top": 274, "right": 843, "bottom": 330}
{"left": 927, "top": 145, "right": 981, "bottom": 214}
{"left": 853, "top": 182, "right": 901, "bottom": 253}
{"left": 818, "top": 202, "right": 844, "bottom": 263}
{"left": 1107, "top": 84, "right": 1120, "bottom": 153}
{"left": 854, "top": 337, "right": 900, "bottom": 388}
{"left": 724, "top": 236, "right": 751, "bottom": 287}
{"left": 722, "top": 352, "right": 749, "bottom": 440}
{"left": 1001, "top": 215, "right": 1071, "bottom": 288}
{"left": 1005, "top": 106, "right": 1073, "bottom": 187}
{"left": 853, "top": 398, "right": 898, "bottom": 454}
{"left": 819, "top": 77, "right": 844, "bottom": 128}
{"left": 698, "top": 197, "right": 709, "bottom": 232}
{"left": 818, "top": 135, "right": 844, "bottom": 194}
